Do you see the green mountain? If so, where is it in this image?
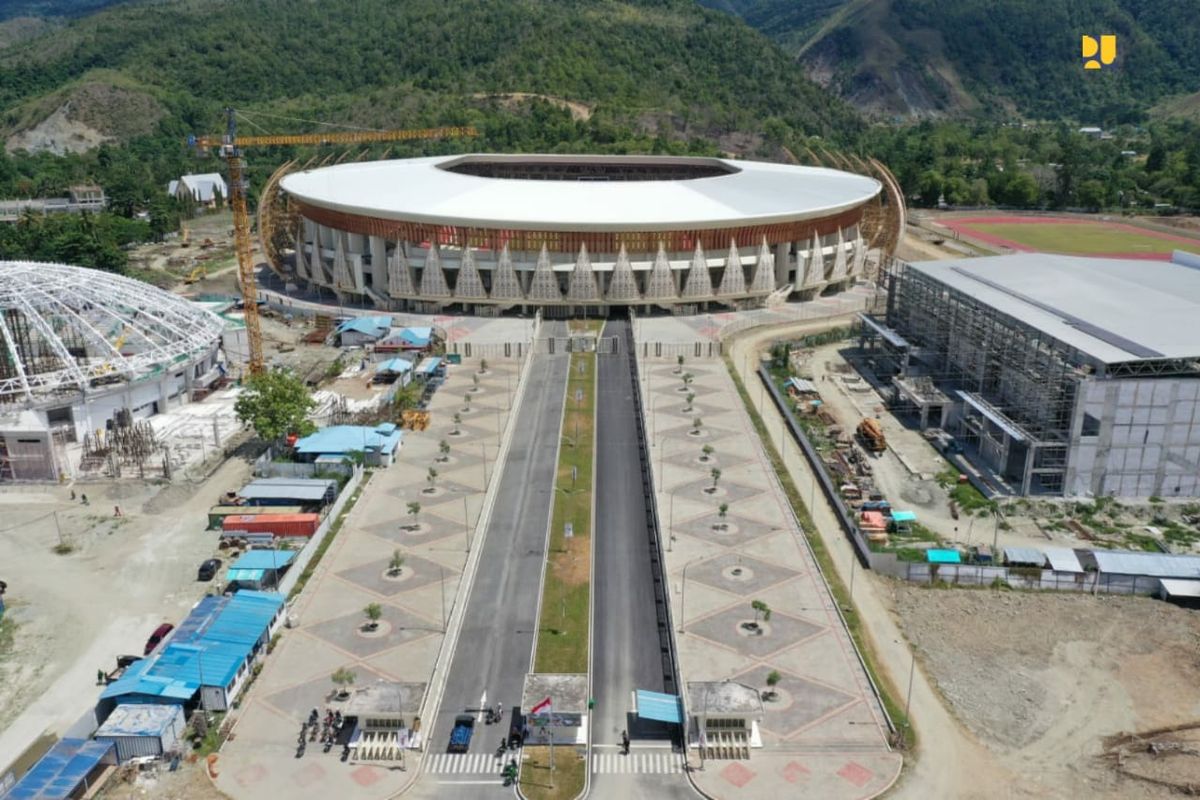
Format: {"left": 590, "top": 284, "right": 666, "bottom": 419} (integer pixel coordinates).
{"left": 0, "top": 0, "right": 861, "bottom": 161}
{"left": 704, "top": 0, "right": 1200, "bottom": 122}
{"left": 0, "top": 1, "right": 128, "bottom": 22}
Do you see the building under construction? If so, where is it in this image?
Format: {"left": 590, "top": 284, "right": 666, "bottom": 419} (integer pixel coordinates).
{"left": 863, "top": 251, "right": 1200, "bottom": 497}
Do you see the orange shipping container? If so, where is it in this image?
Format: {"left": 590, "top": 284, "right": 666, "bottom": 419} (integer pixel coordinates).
{"left": 222, "top": 513, "right": 321, "bottom": 538}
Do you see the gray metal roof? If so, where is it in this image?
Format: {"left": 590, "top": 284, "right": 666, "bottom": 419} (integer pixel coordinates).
{"left": 906, "top": 254, "right": 1200, "bottom": 365}
{"left": 1042, "top": 547, "right": 1084, "bottom": 573}
{"left": 1003, "top": 546, "right": 1046, "bottom": 566}
{"left": 239, "top": 477, "right": 335, "bottom": 502}
{"left": 1092, "top": 550, "right": 1200, "bottom": 578}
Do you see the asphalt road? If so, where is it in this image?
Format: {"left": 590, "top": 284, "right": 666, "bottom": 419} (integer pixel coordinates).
{"left": 591, "top": 318, "right": 696, "bottom": 797}
{"left": 424, "top": 322, "right": 569, "bottom": 766}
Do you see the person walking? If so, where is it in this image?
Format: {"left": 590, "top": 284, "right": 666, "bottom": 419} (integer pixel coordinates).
{"left": 80, "top": 493, "right": 88, "bottom": 505}
{"left": 621, "top": 730, "right": 630, "bottom": 755}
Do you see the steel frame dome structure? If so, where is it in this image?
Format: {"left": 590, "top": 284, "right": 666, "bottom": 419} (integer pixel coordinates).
{"left": 277, "top": 154, "right": 895, "bottom": 313}
{"left": 0, "top": 262, "right": 225, "bottom": 407}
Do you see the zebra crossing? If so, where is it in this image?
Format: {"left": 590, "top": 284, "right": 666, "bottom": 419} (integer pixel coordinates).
{"left": 425, "top": 752, "right": 506, "bottom": 774}
{"left": 591, "top": 751, "right": 683, "bottom": 774}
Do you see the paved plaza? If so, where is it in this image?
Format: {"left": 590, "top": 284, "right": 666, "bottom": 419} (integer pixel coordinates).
{"left": 213, "top": 357, "right": 523, "bottom": 800}
{"left": 644, "top": 357, "right": 902, "bottom": 800}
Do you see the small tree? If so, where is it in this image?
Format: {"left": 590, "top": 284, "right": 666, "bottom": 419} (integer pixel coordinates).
{"left": 463, "top": 393, "right": 472, "bottom": 411}
{"left": 479, "top": 358, "right": 489, "bottom": 374}
{"left": 331, "top": 667, "right": 357, "bottom": 697}
{"left": 452, "top": 413, "right": 462, "bottom": 435}
{"left": 685, "top": 392, "right": 695, "bottom": 412}
{"left": 751, "top": 599, "right": 771, "bottom": 626}
{"left": 701, "top": 444, "right": 714, "bottom": 463}
{"left": 363, "top": 603, "right": 383, "bottom": 630}
{"left": 676, "top": 354, "right": 685, "bottom": 374}
{"left": 710, "top": 467, "right": 722, "bottom": 489}
{"left": 233, "top": 368, "right": 316, "bottom": 442}
{"left": 438, "top": 439, "right": 451, "bottom": 462}
{"left": 693, "top": 416, "right": 703, "bottom": 433}
{"left": 682, "top": 372, "right": 694, "bottom": 388}
{"left": 717, "top": 502, "right": 729, "bottom": 530}
{"left": 764, "top": 670, "right": 782, "bottom": 700}
{"left": 472, "top": 373, "right": 480, "bottom": 390}
{"left": 388, "top": 549, "right": 405, "bottom": 576}
{"left": 406, "top": 501, "right": 421, "bottom": 529}
{"left": 426, "top": 466, "right": 439, "bottom": 490}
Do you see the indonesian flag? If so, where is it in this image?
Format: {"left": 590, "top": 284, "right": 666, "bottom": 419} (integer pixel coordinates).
{"left": 530, "top": 696, "right": 552, "bottom": 716}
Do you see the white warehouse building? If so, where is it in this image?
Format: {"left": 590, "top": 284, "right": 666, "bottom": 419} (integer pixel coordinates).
{"left": 872, "top": 251, "right": 1200, "bottom": 498}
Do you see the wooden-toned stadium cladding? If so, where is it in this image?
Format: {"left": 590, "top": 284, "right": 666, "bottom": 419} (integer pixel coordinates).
{"left": 291, "top": 201, "right": 865, "bottom": 254}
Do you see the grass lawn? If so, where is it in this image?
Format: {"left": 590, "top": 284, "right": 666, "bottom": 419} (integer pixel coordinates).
{"left": 518, "top": 745, "right": 587, "bottom": 800}
{"left": 965, "top": 221, "right": 1200, "bottom": 255}
{"left": 534, "top": 347, "right": 595, "bottom": 674}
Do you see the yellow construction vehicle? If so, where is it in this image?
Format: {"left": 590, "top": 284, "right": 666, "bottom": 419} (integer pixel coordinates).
{"left": 183, "top": 265, "right": 206, "bottom": 284}
{"left": 190, "top": 110, "right": 478, "bottom": 375}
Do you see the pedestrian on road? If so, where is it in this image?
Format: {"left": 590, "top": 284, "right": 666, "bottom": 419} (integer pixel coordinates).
{"left": 70, "top": 490, "right": 76, "bottom": 501}
{"left": 81, "top": 493, "right": 88, "bottom": 505}
{"left": 114, "top": 505, "right": 122, "bottom": 518}
{"left": 621, "top": 730, "right": 630, "bottom": 755}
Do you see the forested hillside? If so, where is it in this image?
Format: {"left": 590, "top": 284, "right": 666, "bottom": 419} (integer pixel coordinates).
{"left": 707, "top": 0, "right": 1200, "bottom": 122}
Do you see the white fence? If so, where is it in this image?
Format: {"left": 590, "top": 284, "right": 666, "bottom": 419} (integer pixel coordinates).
{"left": 873, "top": 555, "right": 1162, "bottom": 596}
{"left": 276, "top": 464, "right": 364, "bottom": 598}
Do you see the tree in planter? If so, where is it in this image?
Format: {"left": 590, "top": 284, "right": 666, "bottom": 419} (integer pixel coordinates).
{"left": 676, "top": 354, "right": 685, "bottom": 374}
{"left": 710, "top": 467, "right": 722, "bottom": 491}
{"left": 685, "top": 392, "right": 695, "bottom": 412}
{"left": 701, "top": 444, "right": 714, "bottom": 463}
{"left": 363, "top": 603, "right": 383, "bottom": 631}
{"left": 750, "top": 599, "right": 771, "bottom": 632}
{"left": 764, "top": 670, "right": 782, "bottom": 701}
{"left": 438, "top": 439, "right": 451, "bottom": 462}
{"left": 463, "top": 393, "right": 472, "bottom": 412}
{"left": 233, "top": 368, "right": 316, "bottom": 442}
{"left": 406, "top": 501, "right": 421, "bottom": 530}
{"left": 426, "top": 467, "right": 439, "bottom": 491}
{"left": 692, "top": 416, "right": 703, "bottom": 434}
{"left": 479, "top": 358, "right": 489, "bottom": 374}
{"left": 682, "top": 372, "right": 694, "bottom": 389}
{"left": 331, "top": 667, "right": 357, "bottom": 698}
{"left": 388, "top": 550, "right": 405, "bottom": 576}
{"left": 452, "top": 413, "right": 462, "bottom": 435}
{"left": 717, "top": 502, "right": 729, "bottom": 530}
{"left": 472, "top": 373, "right": 480, "bottom": 391}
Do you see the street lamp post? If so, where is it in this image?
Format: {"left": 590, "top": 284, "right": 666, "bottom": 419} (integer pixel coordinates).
{"left": 678, "top": 556, "right": 703, "bottom": 633}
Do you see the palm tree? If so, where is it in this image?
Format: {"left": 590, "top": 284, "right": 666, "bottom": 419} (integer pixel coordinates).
{"left": 710, "top": 467, "right": 722, "bottom": 490}
{"left": 331, "top": 667, "right": 357, "bottom": 698}
{"left": 717, "top": 502, "right": 729, "bottom": 530}
{"left": 685, "top": 392, "right": 695, "bottom": 412}
{"left": 406, "top": 501, "right": 421, "bottom": 529}
{"left": 701, "top": 444, "right": 714, "bottom": 463}
{"left": 426, "top": 466, "right": 439, "bottom": 491}
{"left": 750, "top": 599, "right": 771, "bottom": 629}
{"left": 676, "top": 355, "right": 685, "bottom": 374}
{"left": 388, "top": 550, "right": 405, "bottom": 576}
{"left": 363, "top": 603, "right": 383, "bottom": 631}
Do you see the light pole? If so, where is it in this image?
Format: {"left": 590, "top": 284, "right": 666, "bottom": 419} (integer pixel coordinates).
{"left": 481, "top": 442, "right": 488, "bottom": 485}
{"left": 462, "top": 494, "right": 471, "bottom": 552}
{"left": 678, "top": 556, "right": 704, "bottom": 633}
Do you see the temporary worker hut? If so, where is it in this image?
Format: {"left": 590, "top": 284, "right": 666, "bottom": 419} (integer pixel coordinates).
{"left": 860, "top": 510, "right": 887, "bottom": 531}
{"left": 293, "top": 424, "right": 403, "bottom": 467}
{"left": 890, "top": 510, "right": 917, "bottom": 534}
{"left": 414, "top": 356, "right": 444, "bottom": 381}
{"left": 375, "top": 326, "right": 434, "bottom": 352}
{"left": 207, "top": 504, "right": 304, "bottom": 530}
{"left": 94, "top": 703, "right": 186, "bottom": 763}
{"left": 225, "top": 550, "right": 296, "bottom": 591}
{"left": 5, "top": 738, "right": 117, "bottom": 800}
{"left": 926, "top": 549, "right": 961, "bottom": 564}
{"left": 1003, "top": 547, "right": 1046, "bottom": 567}
{"left": 237, "top": 477, "right": 337, "bottom": 506}
{"left": 335, "top": 315, "right": 392, "bottom": 346}
{"left": 373, "top": 358, "right": 413, "bottom": 385}
{"left": 100, "top": 591, "right": 284, "bottom": 713}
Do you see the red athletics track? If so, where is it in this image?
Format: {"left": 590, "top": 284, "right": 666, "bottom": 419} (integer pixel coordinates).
{"left": 939, "top": 215, "right": 1200, "bottom": 260}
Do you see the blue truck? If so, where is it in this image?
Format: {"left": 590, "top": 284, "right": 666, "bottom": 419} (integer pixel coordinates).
{"left": 448, "top": 714, "right": 475, "bottom": 753}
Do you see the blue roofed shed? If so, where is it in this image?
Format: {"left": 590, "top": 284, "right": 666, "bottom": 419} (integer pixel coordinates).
{"left": 6, "top": 738, "right": 116, "bottom": 799}
{"left": 926, "top": 549, "right": 961, "bottom": 564}
{"left": 94, "top": 704, "right": 186, "bottom": 763}
{"left": 226, "top": 550, "right": 296, "bottom": 590}
{"left": 101, "top": 591, "right": 283, "bottom": 713}
{"left": 336, "top": 315, "right": 392, "bottom": 345}
{"left": 293, "top": 424, "right": 403, "bottom": 467}
{"left": 414, "top": 357, "right": 443, "bottom": 380}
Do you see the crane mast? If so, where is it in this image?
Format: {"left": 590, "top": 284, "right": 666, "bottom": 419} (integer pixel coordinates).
{"left": 191, "top": 108, "right": 478, "bottom": 376}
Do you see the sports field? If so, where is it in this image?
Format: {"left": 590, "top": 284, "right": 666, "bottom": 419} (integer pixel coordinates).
{"left": 941, "top": 215, "right": 1200, "bottom": 260}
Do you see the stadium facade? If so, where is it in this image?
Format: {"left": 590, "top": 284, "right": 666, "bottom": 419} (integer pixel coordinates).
{"left": 866, "top": 252, "right": 1200, "bottom": 498}
{"left": 278, "top": 154, "right": 885, "bottom": 313}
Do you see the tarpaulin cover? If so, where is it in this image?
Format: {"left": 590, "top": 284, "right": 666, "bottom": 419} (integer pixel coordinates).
{"left": 635, "top": 689, "right": 683, "bottom": 724}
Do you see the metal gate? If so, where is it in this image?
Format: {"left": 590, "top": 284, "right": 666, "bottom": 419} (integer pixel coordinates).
{"left": 596, "top": 336, "right": 621, "bottom": 355}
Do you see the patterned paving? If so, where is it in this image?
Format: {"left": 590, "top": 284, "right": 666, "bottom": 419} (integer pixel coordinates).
{"left": 305, "top": 605, "right": 438, "bottom": 659}
{"left": 734, "top": 664, "right": 857, "bottom": 738}
{"left": 336, "top": 552, "right": 452, "bottom": 597}
{"left": 686, "top": 605, "right": 823, "bottom": 660}
{"left": 670, "top": 476, "right": 764, "bottom": 505}
{"left": 687, "top": 553, "right": 800, "bottom": 597}
{"left": 674, "top": 511, "right": 778, "bottom": 548}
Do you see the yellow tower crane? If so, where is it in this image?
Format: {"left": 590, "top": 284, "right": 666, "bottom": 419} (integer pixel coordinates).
{"left": 190, "top": 108, "right": 478, "bottom": 374}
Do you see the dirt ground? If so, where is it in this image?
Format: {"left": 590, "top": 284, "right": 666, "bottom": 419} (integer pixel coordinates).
{"left": 98, "top": 758, "right": 226, "bottom": 800}
{"left": 890, "top": 583, "right": 1200, "bottom": 799}
{"left": 0, "top": 453, "right": 255, "bottom": 776}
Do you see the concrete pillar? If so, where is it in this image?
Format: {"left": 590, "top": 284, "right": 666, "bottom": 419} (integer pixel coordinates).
{"left": 369, "top": 236, "right": 386, "bottom": 286}
{"left": 775, "top": 242, "right": 790, "bottom": 287}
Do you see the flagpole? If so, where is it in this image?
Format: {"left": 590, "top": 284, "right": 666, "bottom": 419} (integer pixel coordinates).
{"left": 549, "top": 697, "right": 555, "bottom": 788}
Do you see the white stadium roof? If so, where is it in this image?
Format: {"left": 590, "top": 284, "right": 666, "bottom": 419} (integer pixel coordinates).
{"left": 907, "top": 253, "right": 1200, "bottom": 365}
{"left": 0, "top": 262, "right": 225, "bottom": 401}
{"left": 280, "top": 154, "right": 881, "bottom": 233}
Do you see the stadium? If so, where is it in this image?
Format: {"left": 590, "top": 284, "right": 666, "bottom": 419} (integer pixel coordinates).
{"left": 0, "top": 262, "right": 226, "bottom": 480}
{"left": 278, "top": 154, "right": 896, "bottom": 313}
